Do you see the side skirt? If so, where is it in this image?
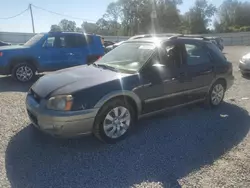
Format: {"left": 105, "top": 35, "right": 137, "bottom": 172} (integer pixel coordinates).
{"left": 138, "top": 98, "right": 205, "bottom": 119}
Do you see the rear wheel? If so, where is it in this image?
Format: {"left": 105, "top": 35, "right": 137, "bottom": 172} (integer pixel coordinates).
{"left": 205, "top": 81, "right": 225, "bottom": 107}
{"left": 93, "top": 99, "right": 135, "bottom": 144}
{"left": 11, "top": 63, "right": 36, "bottom": 82}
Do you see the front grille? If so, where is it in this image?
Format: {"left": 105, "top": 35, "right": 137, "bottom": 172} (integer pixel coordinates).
{"left": 30, "top": 89, "right": 41, "bottom": 104}
{"left": 27, "top": 110, "right": 38, "bottom": 125}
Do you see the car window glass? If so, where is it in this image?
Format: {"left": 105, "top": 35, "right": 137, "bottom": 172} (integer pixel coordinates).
{"left": 24, "top": 34, "right": 44, "bottom": 46}
{"left": 207, "top": 43, "right": 227, "bottom": 61}
{"left": 45, "top": 37, "right": 55, "bottom": 47}
{"left": 97, "top": 42, "right": 155, "bottom": 71}
{"left": 63, "top": 35, "right": 86, "bottom": 48}
{"left": 162, "top": 43, "right": 183, "bottom": 68}
{"left": 185, "top": 43, "right": 210, "bottom": 65}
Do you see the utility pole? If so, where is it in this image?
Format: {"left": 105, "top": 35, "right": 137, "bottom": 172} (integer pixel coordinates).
{"left": 29, "top": 4, "right": 35, "bottom": 33}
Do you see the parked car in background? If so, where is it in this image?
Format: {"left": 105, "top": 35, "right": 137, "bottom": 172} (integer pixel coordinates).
{"left": 239, "top": 53, "right": 250, "bottom": 76}
{"left": 105, "top": 41, "right": 125, "bottom": 53}
{"left": 0, "top": 32, "right": 104, "bottom": 82}
{"left": 104, "top": 41, "right": 114, "bottom": 47}
{"left": 26, "top": 35, "right": 234, "bottom": 143}
{"left": 0, "top": 40, "right": 11, "bottom": 46}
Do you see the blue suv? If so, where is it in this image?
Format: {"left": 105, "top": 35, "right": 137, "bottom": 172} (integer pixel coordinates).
{"left": 0, "top": 32, "right": 104, "bottom": 82}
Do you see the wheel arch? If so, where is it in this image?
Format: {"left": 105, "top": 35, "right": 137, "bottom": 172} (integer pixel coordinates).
{"left": 94, "top": 90, "right": 142, "bottom": 119}
{"left": 9, "top": 56, "right": 39, "bottom": 71}
{"left": 210, "top": 77, "right": 227, "bottom": 90}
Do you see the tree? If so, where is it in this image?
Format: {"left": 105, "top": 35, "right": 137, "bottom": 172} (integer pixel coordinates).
{"left": 58, "top": 19, "right": 77, "bottom": 32}
{"left": 215, "top": 0, "right": 250, "bottom": 32}
{"left": 50, "top": 25, "right": 61, "bottom": 32}
{"left": 185, "top": 0, "right": 216, "bottom": 34}
{"left": 81, "top": 22, "right": 99, "bottom": 34}
{"left": 75, "top": 27, "right": 83, "bottom": 33}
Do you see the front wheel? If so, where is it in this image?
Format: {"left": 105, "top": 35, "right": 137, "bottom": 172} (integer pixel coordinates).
{"left": 206, "top": 81, "right": 225, "bottom": 107}
{"left": 11, "top": 63, "right": 35, "bottom": 82}
{"left": 93, "top": 99, "right": 135, "bottom": 144}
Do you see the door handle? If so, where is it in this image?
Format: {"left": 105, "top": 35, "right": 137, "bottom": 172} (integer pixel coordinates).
{"left": 67, "top": 53, "right": 74, "bottom": 56}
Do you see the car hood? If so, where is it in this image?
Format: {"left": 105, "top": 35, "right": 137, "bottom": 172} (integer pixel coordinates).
{"left": 31, "top": 65, "right": 131, "bottom": 98}
{"left": 0, "top": 45, "right": 28, "bottom": 51}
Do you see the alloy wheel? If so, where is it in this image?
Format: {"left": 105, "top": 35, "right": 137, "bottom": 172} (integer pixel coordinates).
{"left": 16, "top": 65, "right": 33, "bottom": 82}
{"left": 103, "top": 106, "right": 131, "bottom": 139}
{"left": 211, "top": 83, "right": 224, "bottom": 105}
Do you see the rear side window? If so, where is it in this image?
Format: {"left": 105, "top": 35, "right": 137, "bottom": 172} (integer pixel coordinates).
{"left": 85, "top": 35, "right": 93, "bottom": 44}
{"left": 184, "top": 44, "right": 211, "bottom": 65}
{"left": 207, "top": 43, "right": 226, "bottom": 61}
{"left": 63, "top": 35, "right": 87, "bottom": 48}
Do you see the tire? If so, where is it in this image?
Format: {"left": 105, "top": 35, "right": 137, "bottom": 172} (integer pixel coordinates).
{"left": 11, "top": 63, "right": 36, "bottom": 82}
{"left": 205, "top": 80, "right": 226, "bottom": 108}
{"left": 93, "top": 98, "right": 136, "bottom": 144}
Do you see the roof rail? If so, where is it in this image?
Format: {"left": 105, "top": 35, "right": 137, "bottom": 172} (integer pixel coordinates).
{"left": 129, "top": 33, "right": 182, "bottom": 40}
{"left": 168, "top": 34, "right": 183, "bottom": 40}
{"left": 180, "top": 34, "right": 210, "bottom": 40}
{"left": 168, "top": 34, "right": 211, "bottom": 41}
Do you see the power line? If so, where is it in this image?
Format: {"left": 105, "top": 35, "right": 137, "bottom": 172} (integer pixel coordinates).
{"left": 31, "top": 4, "right": 96, "bottom": 23}
{"left": 0, "top": 7, "right": 29, "bottom": 20}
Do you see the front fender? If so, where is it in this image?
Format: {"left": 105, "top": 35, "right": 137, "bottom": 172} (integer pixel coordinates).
{"left": 94, "top": 90, "right": 142, "bottom": 116}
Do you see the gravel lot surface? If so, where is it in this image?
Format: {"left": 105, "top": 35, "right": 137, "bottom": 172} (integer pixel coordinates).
{"left": 0, "top": 46, "right": 250, "bottom": 188}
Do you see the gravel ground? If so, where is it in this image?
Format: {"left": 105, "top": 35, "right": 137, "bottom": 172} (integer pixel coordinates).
{"left": 0, "top": 46, "right": 250, "bottom": 188}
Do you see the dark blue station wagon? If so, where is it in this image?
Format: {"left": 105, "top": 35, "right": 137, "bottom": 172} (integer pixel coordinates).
{"left": 26, "top": 36, "right": 234, "bottom": 143}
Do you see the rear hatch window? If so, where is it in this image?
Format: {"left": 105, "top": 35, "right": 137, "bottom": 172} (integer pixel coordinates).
{"left": 207, "top": 43, "right": 226, "bottom": 62}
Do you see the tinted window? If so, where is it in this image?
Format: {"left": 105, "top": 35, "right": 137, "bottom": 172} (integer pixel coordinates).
{"left": 185, "top": 44, "right": 211, "bottom": 65}
{"left": 207, "top": 43, "right": 226, "bottom": 61}
{"left": 63, "top": 35, "right": 86, "bottom": 48}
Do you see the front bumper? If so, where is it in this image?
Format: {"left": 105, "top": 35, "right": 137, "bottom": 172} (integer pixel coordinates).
{"left": 26, "top": 95, "right": 99, "bottom": 138}
{"left": 239, "top": 60, "right": 250, "bottom": 74}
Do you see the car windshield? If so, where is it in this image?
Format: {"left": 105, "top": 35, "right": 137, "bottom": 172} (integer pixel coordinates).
{"left": 97, "top": 42, "right": 155, "bottom": 72}
{"left": 24, "top": 34, "right": 44, "bottom": 46}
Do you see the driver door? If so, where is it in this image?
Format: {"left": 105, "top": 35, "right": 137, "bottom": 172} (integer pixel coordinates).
{"left": 39, "top": 35, "right": 68, "bottom": 71}
{"left": 137, "top": 44, "right": 186, "bottom": 115}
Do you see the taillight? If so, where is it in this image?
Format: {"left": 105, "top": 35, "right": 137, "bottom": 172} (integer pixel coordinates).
{"left": 98, "top": 56, "right": 102, "bottom": 60}
{"left": 0, "top": 52, "right": 3, "bottom": 57}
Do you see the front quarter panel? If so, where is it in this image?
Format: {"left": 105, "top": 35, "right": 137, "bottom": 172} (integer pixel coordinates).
{"left": 71, "top": 74, "right": 142, "bottom": 115}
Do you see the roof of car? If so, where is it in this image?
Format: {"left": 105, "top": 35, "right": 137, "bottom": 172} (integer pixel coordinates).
{"left": 124, "top": 35, "right": 210, "bottom": 45}
{"left": 44, "top": 32, "right": 97, "bottom": 36}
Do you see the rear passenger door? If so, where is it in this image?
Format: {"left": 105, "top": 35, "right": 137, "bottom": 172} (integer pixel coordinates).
{"left": 183, "top": 42, "right": 214, "bottom": 100}
{"left": 62, "top": 34, "right": 88, "bottom": 67}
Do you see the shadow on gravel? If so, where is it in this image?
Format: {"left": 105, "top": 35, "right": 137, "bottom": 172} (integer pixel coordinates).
{"left": 5, "top": 102, "right": 250, "bottom": 188}
{"left": 0, "top": 75, "right": 42, "bottom": 93}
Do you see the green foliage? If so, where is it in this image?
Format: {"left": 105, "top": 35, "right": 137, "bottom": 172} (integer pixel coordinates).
{"left": 215, "top": 0, "right": 250, "bottom": 33}
{"left": 50, "top": 25, "right": 61, "bottom": 32}
{"left": 182, "top": 0, "right": 216, "bottom": 34}
{"left": 50, "top": 0, "right": 223, "bottom": 35}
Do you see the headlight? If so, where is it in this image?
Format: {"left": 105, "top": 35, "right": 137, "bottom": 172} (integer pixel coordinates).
{"left": 47, "top": 95, "right": 73, "bottom": 111}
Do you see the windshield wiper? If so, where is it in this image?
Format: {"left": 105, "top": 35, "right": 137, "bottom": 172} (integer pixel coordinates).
{"left": 95, "top": 63, "right": 119, "bottom": 72}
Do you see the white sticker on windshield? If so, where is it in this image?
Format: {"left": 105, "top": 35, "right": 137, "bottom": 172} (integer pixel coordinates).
{"left": 139, "top": 45, "right": 155, "bottom": 50}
